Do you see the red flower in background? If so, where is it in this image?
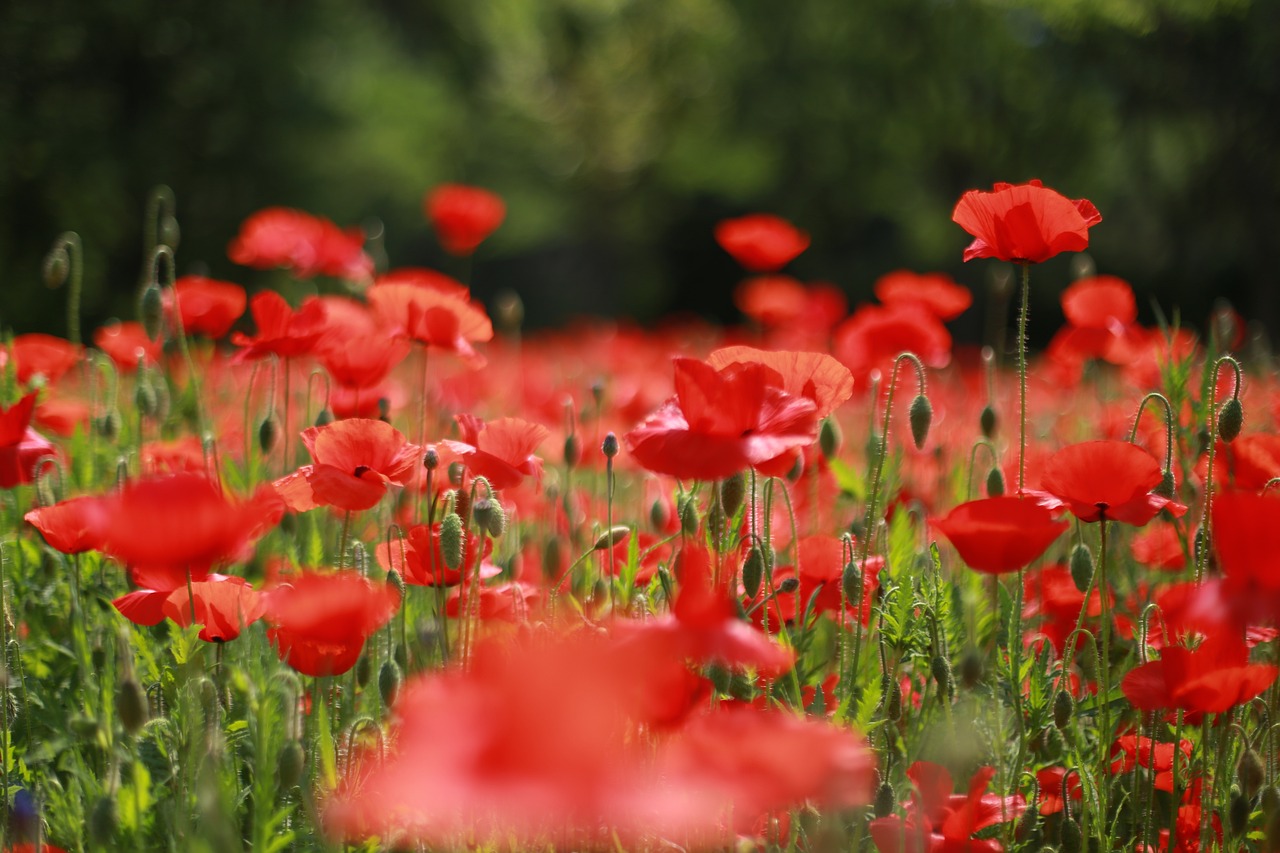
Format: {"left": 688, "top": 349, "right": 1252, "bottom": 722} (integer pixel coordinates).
{"left": 440, "top": 414, "right": 548, "bottom": 491}
{"left": 1121, "top": 632, "right": 1278, "bottom": 718}
{"left": 367, "top": 282, "right": 493, "bottom": 362}
{"left": 9, "top": 334, "right": 82, "bottom": 385}
{"left": 1061, "top": 275, "right": 1136, "bottom": 331}
{"left": 1038, "top": 440, "right": 1183, "bottom": 526}
{"left": 952, "top": 179, "right": 1101, "bottom": 264}
{"left": 274, "top": 418, "right": 421, "bottom": 513}
{"left": 24, "top": 496, "right": 105, "bottom": 555}
{"left": 624, "top": 357, "right": 818, "bottom": 481}
{"left": 163, "top": 576, "right": 264, "bottom": 642}
{"left": 425, "top": 184, "right": 506, "bottom": 256}
{"left": 715, "top": 214, "right": 810, "bottom": 272}
{"left": 169, "top": 275, "right": 247, "bottom": 339}
{"left": 873, "top": 270, "right": 973, "bottom": 321}
{"left": 734, "top": 276, "right": 847, "bottom": 331}
{"left": 0, "top": 393, "right": 57, "bottom": 489}
{"left": 932, "top": 497, "right": 1067, "bottom": 574}
{"left": 94, "top": 322, "right": 161, "bottom": 372}
{"left": 231, "top": 291, "right": 327, "bottom": 361}
{"left": 375, "top": 521, "right": 499, "bottom": 587}
{"left": 869, "top": 763, "right": 1024, "bottom": 853}
{"left": 265, "top": 570, "right": 399, "bottom": 677}
{"left": 833, "top": 303, "right": 952, "bottom": 389}
{"left": 228, "top": 207, "right": 373, "bottom": 281}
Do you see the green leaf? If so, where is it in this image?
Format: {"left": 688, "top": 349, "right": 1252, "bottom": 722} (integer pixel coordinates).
{"left": 317, "top": 692, "right": 337, "bottom": 791}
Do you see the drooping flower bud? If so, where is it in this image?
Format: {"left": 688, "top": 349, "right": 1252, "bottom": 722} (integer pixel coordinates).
{"left": 601, "top": 432, "right": 619, "bottom": 459}
{"left": 89, "top": 795, "right": 119, "bottom": 846}
{"left": 1239, "top": 747, "right": 1266, "bottom": 800}
{"left": 592, "top": 526, "right": 630, "bottom": 551}
{"left": 277, "top": 740, "right": 306, "bottom": 791}
{"left": 1218, "top": 397, "right": 1244, "bottom": 443}
{"left": 778, "top": 576, "right": 800, "bottom": 594}
{"left": 742, "top": 546, "right": 764, "bottom": 598}
{"left": 563, "top": 434, "right": 581, "bottom": 468}
{"left": 1054, "top": 688, "right": 1075, "bottom": 729}
{"left": 909, "top": 394, "right": 933, "bottom": 450}
{"left": 985, "top": 466, "right": 1005, "bottom": 497}
{"left": 649, "top": 498, "right": 670, "bottom": 531}
{"left": 873, "top": 778, "right": 895, "bottom": 818}
{"left": 930, "top": 654, "right": 953, "bottom": 699}
{"left": 1069, "top": 543, "right": 1095, "bottom": 593}
{"left": 117, "top": 677, "right": 149, "bottom": 735}
{"left": 43, "top": 243, "right": 70, "bottom": 288}
{"left": 1059, "top": 815, "right": 1083, "bottom": 853}
{"left": 139, "top": 283, "right": 165, "bottom": 342}
{"left": 473, "top": 498, "right": 505, "bottom": 539}
{"left": 720, "top": 471, "right": 747, "bottom": 519}
{"left": 679, "top": 495, "right": 699, "bottom": 534}
{"left": 378, "top": 660, "right": 402, "bottom": 708}
{"left": 258, "top": 415, "right": 279, "bottom": 455}
{"left": 96, "top": 410, "right": 122, "bottom": 440}
{"left": 542, "top": 537, "right": 564, "bottom": 582}
{"left": 885, "top": 680, "right": 903, "bottom": 721}
{"left": 354, "top": 653, "right": 372, "bottom": 689}
{"left": 1154, "top": 468, "right": 1176, "bottom": 499}
{"left": 819, "top": 417, "right": 842, "bottom": 459}
{"left": 841, "top": 560, "right": 862, "bottom": 604}
{"left": 440, "top": 512, "right": 465, "bottom": 570}
{"left": 980, "top": 404, "right": 997, "bottom": 439}
{"left": 386, "top": 568, "right": 405, "bottom": 601}
{"left": 959, "top": 646, "right": 984, "bottom": 688}
{"left": 1229, "top": 789, "right": 1250, "bottom": 837}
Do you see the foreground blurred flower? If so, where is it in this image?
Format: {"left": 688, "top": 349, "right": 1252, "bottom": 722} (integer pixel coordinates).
{"left": 274, "top": 418, "right": 420, "bottom": 512}
{"left": 952, "top": 179, "right": 1102, "bottom": 264}
{"left": 1121, "top": 632, "right": 1278, "bottom": 719}
{"left": 425, "top": 184, "right": 506, "bottom": 256}
{"left": 168, "top": 275, "right": 247, "bottom": 339}
{"left": 0, "top": 392, "right": 57, "bottom": 489}
{"left": 264, "top": 570, "right": 399, "bottom": 677}
{"left": 228, "top": 207, "right": 373, "bottom": 281}
{"left": 8, "top": 333, "right": 82, "bottom": 385}
{"left": 231, "top": 291, "right": 327, "bottom": 362}
{"left": 870, "top": 763, "right": 1025, "bottom": 853}
{"left": 932, "top": 497, "right": 1067, "bottom": 574}
{"left": 24, "top": 495, "right": 105, "bottom": 555}
{"left": 440, "top": 414, "right": 548, "bottom": 491}
{"left": 873, "top": 270, "right": 973, "bottom": 321}
{"left": 715, "top": 214, "right": 810, "bottom": 272}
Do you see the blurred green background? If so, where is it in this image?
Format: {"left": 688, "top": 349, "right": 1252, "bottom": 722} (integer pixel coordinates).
{"left": 2, "top": 0, "right": 1278, "bottom": 344}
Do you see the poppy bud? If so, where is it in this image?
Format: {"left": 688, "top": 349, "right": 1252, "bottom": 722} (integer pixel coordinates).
{"left": 649, "top": 498, "right": 670, "bottom": 531}
{"left": 378, "top": 660, "right": 402, "bottom": 707}
{"left": 314, "top": 408, "right": 334, "bottom": 427}
{"left": 707, "top": 499, "right": 727, "bottom": 545}
{"left": 43, "top": 244, "right": 69, "bottom": 288}
{"left": 258, "top": 416, "right": 279, "bottom": 455}
{"left": 1230, "top": 789, "right": 1251, "bottom": 836}
{"left": 453, "top": 488, "right": 472, "bottom": 526}
{"left": 473, "top": 498, "right": 505, "bottom": 539}
{"left": 377, "top": 398, "right": 392, "bottom": 424}
{"left": 277, "top": 739, "right": 305, "bottom": 791}
{"left": 542, "top": 537, "right": 564, "bottom": 581}
{"left": 1015, "top": 801, "right": 1040, "bottom": 843}
{"left": 422, "top": 447, "right": 438, "bottom": 471}
{"left": 139, "top": 283, "right": 164, "bottom": 342}
{"left": 720, "top": 472, "right": 747, "bottom": 519}
{"left": 199, "top": 677, "right": 219, "bottom": 724}
{"left": 89, "top": 794, "right": 119, "bottom": 845}
{"left": 117, "top": 677, "right": 149, "bottom": 735}
{"left": 786, "top": 453, "right": 804, "bottom": 482}
{"left": 96, "top": 410, "right": 122, "bottom": 440}
{"left": 778, "top": 577, "right": 800, "bottom": 594}
{"left": 985, "top": 466, "right": 1005, "bottom": 497}
{"left": 909, "top": 394, "right": 933, "bottom": 451}
{"left": 959, "top": 647, "right": 984, "bottom": 688}
{"left": 1268, "top": 808, "right": 1280, "bottom": 853}
{"left": 930, "top": 654, "right": 953, "bottom": 699}
{"left": 35, "top": 468, "right": 60, "bottom": 508}
{"left": 1263, "top": 785, "right": 1280, "bottom": 819}
{"left": 134, "top": 378, "right": 158, "bottom": 419}
{"left": 679, "top": 495, "right": 699, "bottom": 534}
{"left": 1054, "top": 689, "right": 1075, "bottom": 729}
{"left": 386, "top": 568, "right": 405, "bottom": 600}
{"left": 742, "top": 547, "right": 764, "bottom": 598}
{"left": 873, "top": 779, "right": 895, "bottom": 818}
{"left": 1155, "top": 468, "right": 1176, "bottom": 499}
{"left": 1195, "top": 427, "right": 1211, "bottom": 455}
{"left": 1069, "top": 543, "right": 1094, "bottom": 593}
{"left": 841, "top": 561, "right": 862, "bottom": 604}
{"left": 980, "top": 404, "right": 997, "bottom": 439}
{"left": 885, "top": 680, "right": 903, "bottom": 721}
{"left": 1218, "top": 397, "right": 1244, "bottom": 443}
{"left": 564, "top": 434, "right": 581, "bottom": 468}
{"left": 448, "top": 461, "right": 465, "bottom": 487}
{"left": 354, "top": 653, "right": 372, "bottom": 689}
{"left": 592, "top": 526, "right": 629, "bottom": 551}
{"left": 441, "top": 512, "right": 465, "bottom": 570}
{"left": 819, "top": 417, "right": 842, "bottom": 459}
{"left": 866, "top": 432, "right": 883, "bottom": 468}
{"left": 1240, "top": 748, "right": 1266, "bottom": 800}
{"left": 1059, "top": 815, "right": 1083, "bottom": 853}
{"left": 160, "top": 214, "right": 181, "bottom": 250}
{"left": 601, "top": 432, "right": 619, "bottom": 459}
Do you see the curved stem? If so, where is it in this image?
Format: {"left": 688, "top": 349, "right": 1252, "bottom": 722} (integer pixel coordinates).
{"left": 965, "top": 439, "right": 1000, "bottom": 500}
{"left": 1128, "top": 391, "right": 1176, "bottom": 474}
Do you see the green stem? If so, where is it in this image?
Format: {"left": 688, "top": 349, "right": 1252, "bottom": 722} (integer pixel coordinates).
{"left": 1017, "top": 263, "right": 1030, "bottom": 494}
{"left": 1098, "top": 517, "right": 1112, "bottom": 842}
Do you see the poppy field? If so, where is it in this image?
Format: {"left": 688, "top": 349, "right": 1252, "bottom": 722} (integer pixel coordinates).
{"left": 3, "top": 178, "right": 1279, "bottom": 852}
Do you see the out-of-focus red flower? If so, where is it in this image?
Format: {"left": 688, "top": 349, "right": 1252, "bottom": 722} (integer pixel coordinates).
{"left": 264, "top": 570, "right": 399, "bottom": 677}
{"left": 164, "top": 576, "right": 264, "bottom": 642}
{"left": 375, "top": 521, "right": 499, "bottom": 587}
{"left": 228, "top": 207, "right": 373, "bottom": 281}
{"left": 706, "top": 346, "right": 853, "bottom": 419}
{"left": 95, "top": 473, "right": 283, "bottom": 575}
{"left": 715, "top": 214, "right": 810, "bottom": 272}
{"left": 733, "top": 276, "right": 847, "bottom": 331}
{"left": 24, "top": 496, "right": 106, "bottom": 555}
{"left": 1035, "top": 766, "right": 1082, "bottom": 815}
{"left": 33, "top": 396, "right": 89, "bottom": 437}
{"left": 1023, "top": 565, "right": 1110, "bottom": 655}
{"left": 9, "top": 334, "right": 82, "bottom": 385}
{"left": 1109, "top": 734, "right": 1191, "bottom": 792}
{"left": 425, "top": 184, "right": 506, "bottom": 256}
{"left": 833, "top": 303, "right": 952, "bottom": 389}
{"left": 319, "top": 333, "right": 412, "bottom": 390}
{"left": 94, "top": 322, "right": 161, "bottom": 372}
{"left": 367, "top": 282, "right": 493, "bottom": 362}
{"left": 274, "top": 418, "right": 420, "bottom": 513}
{"left": 869, "top": 763, "right": 1024, "bottom": 853}
{"left": 375, "top": 267, "right": 471, "bottom": 296}
{"left": 1061, "top": 275, "right": 1136, "bottom": 331}
{"left": 932, "top": 497, "right": 1067, "bottom": 574}
{"left": 1121, "top": 631, "right": 1278, "bottom": 719}
{"left": 168, "top": 275, "right": 247, "bottom": 339}
{"left": 952, "top": 179, "right": 1102, "bottom": 264}
{"left": 439, "top": 414, "right": 548, "bottom": 491}
{"left": 874, "top": 270, "right": 973, "bottom": 321}
{"left": 0, "top": 393, "right": 57, "bottom": 489}
{"left": 230, "top": 291, "right": 327, "bottom": 361}
{"left": 141, "top": 436, "right": 206, "bottom": 475}
{"left": 624, "top": 357, "right": 818, "bottom": 481}
{"left": 1130, "top": 523, "right": 1187, "bottom": 571}
{"left": 1037, "top": 440, "right": 1184, "bottom": 526}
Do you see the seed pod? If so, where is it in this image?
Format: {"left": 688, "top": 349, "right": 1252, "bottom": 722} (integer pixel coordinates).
{"left": 778, "top": 576, "right": 800, "bottom": 594}
{"left": 1230, "top": 789, "right": 1251, "bottom": 836}
{"left": 720, "top": 472, "right": 747, "bottom": 519}
{"left": 379, "top": 660, "right": 402, "bottom": 707}
{"left": 980, "top": 404, "right": 997, "bottom": 439}
{"left": 601, "top": 432, "right": 619, "bottom": 459}
{"left": 1069, "top": 543, "right": 1095, "bottom": 593}
{"left": 1059, "top": 815, "right": 1083, "bottom": 853}
{"left": 440, "top": 512, "right": 465, "bottom": 570}
{"left": 563, "top": 434, "right": 581, "bottom": 468}
{"left": 354, "top": 653, "right": 372, "bottom": 689}
{"left": 473, "top": 498, "right": 502, "bottom": 539}
{"left": 1240, "top": 748, "right": 1266, "bottom": 800}
{"left": 277, "top": 740, "right": 305, "bottom": 790}
{"left": 314, "top": 408, "right": 334, "bottom": 427}
{"left": 117, "top": 677, "right": 149, "bottom": 735}
{"left": 959, "top": 647, "right": 984, "bottom": 688}
{"left": 930, "top": 654, "right": 953, "bottom": 699}
{"left": 841, "top": 561, "right": 862, "bottom": 604}
{"left": 874, "top": 779, "right": 896, "bottom": 818}
{"left": 1218, "top": 397, "right": 1244, "bottom": 443}
{"left": 1054, "top": 689, "right": 1075, "bottom": 729}
{"left": 742, "top": 547, "right": 764, "bottom": 598}
{"left": 819, "top": 417, "right": 842, "bottom": 459}
{"left": 139, "top": 283, "right": 165, "bottom": 342}
{"left": 258, "top": 415, "right": 279, "bottom": 455}
{"left": 679, "top": 496, "right": 699, "bottom": 534}
{"left": 89, "top": 794, "right": 119, "bottom": 845}
{"left": 909, "top": 394, "right": 933, "bottom": 450}
{"left": 985, "top": 466, "right": 1005, "bottom": 497}
{"left": 592, "top": 526, "right": 630, "bottom": 551}
{"left": 1154, "top": 468, "right": 1177, "bottom": 500}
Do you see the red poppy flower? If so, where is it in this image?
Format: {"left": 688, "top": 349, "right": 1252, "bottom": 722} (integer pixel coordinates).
{"left": 168, "top": 275, "right": 247, "bottom": 339}
{"left": 367, "top": 283, "right": 493, "bottom": 361}
{"left": 374, "top": 266, "right": 471, "bottom": 296}
{"left": 163, "top": 576, "right": 264, "bottom": 642}
{"left": 832, "top": 303, "right": 952, "bottom": 388}
{"left": 230, "top": 291, "right": 328, "bottom": 361}
{"left": 264, "top": 570, "right": 399, "bottom": 677}
{"left": 95, "top": 473, "right": 284, "bottom": 574}
{"left": 375, "top": 521, "right": 499, "bottom": 587}
{"left": 425, "top": 184, "right": 506, "bottom": 256}
{"left": 932, "top": 497, "right": 1067, "bottom": 574}
{"left": 1035, "top": 766, "right": 1082, "bottom": 815}
{"left": 733, "top": 276, "right": 847, "bottom": 330}
{"left": 24, "top": 496, "right": 106, "bottom": 555}
{"left": 33, "top": 396, "right": 89, "bottom": 437}
{"left": 439, "top": 414, "right": 548, "bottom": 491}
{"left": 274, "top": 418, "right": 421, "bottom": 513}
{"left": 9, "top": 333, "right": 83, "bottom": 385}
{"left": 873, "top": 270, "right": 973, "bottom": 321}
{"left": 1023, "top": 565, "right": 1110, "bottom": 655}
{"left": 1130, "top": 523, "right": 1187, "bottom": 571}
{"left": 94, "top": 321, "right": 161, "bottom": 371}
{"left": 228, "top": 207, "right": 373, "bottom": 281}
{"left": 624, "top": 357, "right": 818, "bottom": 481}
{"left": 952, "top": 179, "right": 1102, "bottom": 264}
{"left": 1121, "top": 632, "right": 1278, "bottom": 718}
{"left": 140, "top": 436, "right": 206, "bottom": 475}
{"left": 114, "top": 568, "right": 237, "bottom": 628}
{"left": 0, "top": 393, "right": 57, "bottom": 489}
{"left": 1061, "top": 275, "right": 1137, "bottom": 331}
{"left": 869, "top": 763, "right": 1024, "bottom": 853}
{"left": 1038, "top": 440, "right": 1183, "bottom": 525}
{"left": 715, "top": 214, "right": 810, "bottom": 272}
{"left": 1109, "top": 734, "right": 1191, "bottom": 792}
{"left": 705, "top": 346, "right": 853, "bottom": 419}
{"left": 319, "top": 332, "right": 412, "bottom": 390}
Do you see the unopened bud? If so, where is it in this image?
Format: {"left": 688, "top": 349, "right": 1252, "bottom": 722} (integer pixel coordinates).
{"left": 1230, "top": 789, "right": 1251, "bottom": 836}
{"left": 679, "top": 496, "right": 699, "bottom": 534}
{"left": 986, "top": 466, "right": 1005, "bottom": 497}
{"left": 378, "top": 660, "right": 402, "bottom": 707}
{"left": 453, "top": 488, "right": 472, "bottom": 526}
{"left": 258, "top": 416, "right": 279, "bottom": 455}
{"left": 43, "top": 244, "right": 70, "bottom": 288}
{"left": 440, "top": 513, "right": 465, "bottom": 570}
{"left": 1155, "top": 468, "right": 1176, "bottom": 499}
{"left": 96, "top": 410, "right": 122, "bottom": 440}
{"left": 117, "top": 677, "right": 149, "bottom": 735}
{"left": 1240, "top": 748, "right": 1266, "bottom": 800}
{"left": 140, "top": 284, "right": 164, "bottom": 342}
{"left": 159, "top": 215, "right": 181, "bottom": 250}
{"left": 1069, "top": 543, "right": 1094, "bottom": 593}
{"left": 564, "top": 434, "right": 581, "bottom": 468}
{"left": 649, "top": 498, "right": 670, "bottom": 531}
{"left": 819, "top": 417, "right": 842, "bottom": 459}
{"left": 473, "top": 498, "right": 505, "bottom": 539}
{"left": 742, "top": 547, "right": 764, "bottom": 597}
{"left": 1263, "top": 785, "right": 1280, "bottom": 819}
{"left": 314, "top": 408, "right": 334, "bottom": 427}
{"left": 601, "top": 432, "right": 619, "bottom": 459}
{"left": 959, "top": 647, "right": 984, "bottom": 688}
{"left": 778, "top": 576, "right": 800, "bottom": 594}
{"left": 423, "top": 447, "right": 439, "bottom": 470}
{"left": 1059, "top": 816, "right": 1083, "bottom": 853}
{"left": 447, "top": 461, "right": 465, "bottom": 487}
{"left": 592, "top": 526, "right": 630, "bottom": 551}
{"left": 1218, "top": 397, "right": 1244, "bottom": 442}
{"left": 841, "top": 561, "right": 862, "bottom": 604}
{"left": 134, "top": 378, "right": 158, "bottom": 418}
{"left": 89, "top": 795, "right": 119, "bottom": 845}
{"left": 885, "top": 680, "right": 902, "bottom": 721}
{"left": 354, "top": 653, "right": 372, "bottom": 689}
{"left": 874, "top": 779, "right": 895, "bottom": 818}
{"left": 1015, "top": 801, "right": 1040, "bottom": 843}
{"left": 1054, "top": 689, "right": 1075, "bottom": 729}
{"left": 542, "top": 537, "right": 564, "bottom": 581}
{"left": 909, "top": 394, "right": 933, "bottom": 450}
{"left": 277, "top": 740, "right": 305, "bottom": 790}
{"left": 930, "top": 654, "right": 953, "bottom": 699}
{"left": 386, "top": 568, "right": 405, "bottom": 600}
{"left": 720, "top": 471, "right": 747, "bottom": 519}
